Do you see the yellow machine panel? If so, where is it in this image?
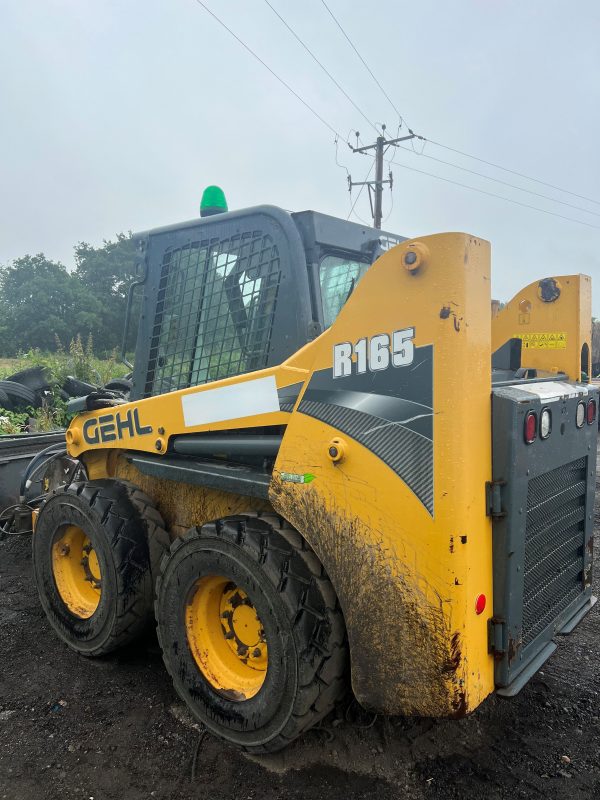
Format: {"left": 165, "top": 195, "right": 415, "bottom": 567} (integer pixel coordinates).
{"left": 491, "top": 274, "right": 592, "bottom": 379}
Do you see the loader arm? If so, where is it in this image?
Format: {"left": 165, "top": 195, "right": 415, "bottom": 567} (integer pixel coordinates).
{"left": 491, "top": 274, "right": 592, "bottom": 380}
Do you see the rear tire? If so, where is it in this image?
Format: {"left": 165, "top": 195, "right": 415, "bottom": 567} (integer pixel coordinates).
{"left": 156, "top": 515, "right": 347, "bottom": 752}
{"left": 33, "top": 479, "right": 169, "bottom": 656}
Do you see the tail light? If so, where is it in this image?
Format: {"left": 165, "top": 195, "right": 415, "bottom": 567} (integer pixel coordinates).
{"left": 588, "top": 398, "right": 597, "bottom": 425}
{"left": 524, "top": 411, "right": 537, "bottom": 444}
{"left": 540, "top": 407, "right": 552, "bottom": 439}
{"left": 576, "top": 401, "right": 586, "bottom": 428}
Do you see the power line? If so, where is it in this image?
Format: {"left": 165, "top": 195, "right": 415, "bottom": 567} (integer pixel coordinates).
{"left": 387, "top": 156, "right": 600, "bottom": 231}
{"left": 394, "top": 143, "right": 600, "bottom": 218}
{"left": 193, "top": 0, "right": 341, "bottom": 139}
{"left": 320, "top": 0, "right": 407, "bottom": 126}
{"left": 263, "top": 0, "right": 379, "bottom": 135}
{"left": 318, "top": 2, "right": 600, "bottom": 210}
{"left": 193, "top": 0, "right": 599, "bottom": 234}
{"left": 426, "top": 139, "right": 600, "bottom": 208}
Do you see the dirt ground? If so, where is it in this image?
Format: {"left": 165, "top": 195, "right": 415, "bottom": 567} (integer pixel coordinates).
{"left": 1, "top": 460, "right": 599, "bottom": 800}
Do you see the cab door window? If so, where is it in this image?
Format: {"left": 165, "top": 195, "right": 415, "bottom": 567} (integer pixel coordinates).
{"left": 319, "top": 254, "right": 369, "bottom": 327}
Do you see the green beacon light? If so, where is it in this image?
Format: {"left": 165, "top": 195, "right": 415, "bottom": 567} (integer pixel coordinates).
{"left": 200, "top": 185, "right": 228, "bottom": 218}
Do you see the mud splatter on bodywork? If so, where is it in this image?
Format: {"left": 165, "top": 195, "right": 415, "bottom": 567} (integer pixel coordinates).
{"left": 269, "top": 476, "right": 466, "bottom": 718}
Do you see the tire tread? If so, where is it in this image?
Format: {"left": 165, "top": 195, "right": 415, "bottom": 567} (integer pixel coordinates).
{"left": 157, "top": 511, "right": 348, "bottom": 752}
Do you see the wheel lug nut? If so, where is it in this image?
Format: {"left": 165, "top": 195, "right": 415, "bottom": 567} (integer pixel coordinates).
{"left": 58, "top": 544, "right": 70, "bottom": 556}
{"left": 252, "top": 648, "right": 262, "bottom": 658}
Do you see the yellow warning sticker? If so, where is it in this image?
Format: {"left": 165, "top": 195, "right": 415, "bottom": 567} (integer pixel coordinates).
{"left": 513, "top": 332, "right": 567, "bottom": 350}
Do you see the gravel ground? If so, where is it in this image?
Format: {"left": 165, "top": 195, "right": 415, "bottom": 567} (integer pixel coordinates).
{"left": 0, "top": 453, "right": 598, "bottom": 800}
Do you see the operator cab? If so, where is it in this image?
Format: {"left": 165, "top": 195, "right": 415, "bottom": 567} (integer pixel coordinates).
{"left": 130, "top": 204, "right": 405, "bottom": 401}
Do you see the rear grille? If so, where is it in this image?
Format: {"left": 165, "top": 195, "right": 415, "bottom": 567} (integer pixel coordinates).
{"left": 522, "top": 457, "right": 587, "bottom": 646}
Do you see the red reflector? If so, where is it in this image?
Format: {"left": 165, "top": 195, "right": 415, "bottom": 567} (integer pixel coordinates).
{"left": 475, "top": 594, "right": 486, "bottom": 615}
{"left": 524, "top": 411, "right": 537, "bottom": 444}
{"left": 587, "top": 399, "right": 597, "bottom": 425}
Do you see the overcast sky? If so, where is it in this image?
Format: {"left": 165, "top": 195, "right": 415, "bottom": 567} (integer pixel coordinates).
{"left": 1, "top": 0, "right": 598, "bottom": 314}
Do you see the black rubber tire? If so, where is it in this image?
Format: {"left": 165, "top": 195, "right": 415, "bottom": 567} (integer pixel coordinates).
{"left": 156, "top": 514, "right": 348, "bottom": 752}
{"left": 0, "top": 388, "right": 13, "bottom": 410}
{"left": 0, "top": 380, "right": 36, "bottom": 406}
{"left": 6, "top": 366, "right": 51, "bottom": 392}
{"left": 33, "top": 479, "right": 170, "bottom": 656}
{"left": 62, "top": 376, "right": 98, "bottom": 398}
{"left": 104, "top": 378, "right": 132, "bottom": 393}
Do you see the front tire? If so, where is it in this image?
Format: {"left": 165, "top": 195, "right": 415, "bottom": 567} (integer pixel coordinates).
{"left": 156, "top": 515, "right": 347, "bottom": 752}
{"left": 33, "top": 479, "right": 169, "bottom": 656}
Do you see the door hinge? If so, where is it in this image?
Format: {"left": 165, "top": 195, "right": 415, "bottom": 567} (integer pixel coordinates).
{"left": 485, "top": 480, "right": 506, "bottom": 519}
{"left": 487, "top": 617, "right": 507, "bottom": 656}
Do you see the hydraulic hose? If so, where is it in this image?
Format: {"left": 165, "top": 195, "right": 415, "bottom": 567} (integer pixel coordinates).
{"left": 19, "top": 444, "right": 67, "bottom": 501}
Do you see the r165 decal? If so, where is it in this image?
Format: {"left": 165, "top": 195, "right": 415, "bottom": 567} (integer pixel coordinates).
{"left": 333, "top": 327, "right": 415, "bottom": 378}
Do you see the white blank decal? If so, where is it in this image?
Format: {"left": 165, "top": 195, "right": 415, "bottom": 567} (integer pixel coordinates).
{"left": 181, "top": 375, "right": 280, "bottom": 427}
{"left": 519, "top": 381, "right": 589, "bottom": 403}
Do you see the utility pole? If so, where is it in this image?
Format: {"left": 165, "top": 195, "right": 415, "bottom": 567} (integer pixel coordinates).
{"left": 348, "top": 125, "right": 417, "bottom": 229}
{"left": 374, "top": 135, "right": 384, "bottom": 229}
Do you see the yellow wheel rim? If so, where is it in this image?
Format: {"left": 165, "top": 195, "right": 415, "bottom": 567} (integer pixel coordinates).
{"left": 51, "top": 526, "right": 102, "bottom": 619}
{"left": 186, "top": 576, "right": 268, "bottom": 701}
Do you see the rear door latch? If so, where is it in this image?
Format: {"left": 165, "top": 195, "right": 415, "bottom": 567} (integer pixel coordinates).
{"left": 485, "top": 480, "right": 506, "bottom": 519}
{"left": 488, "top": 617, "right": 507, "bottom": 656}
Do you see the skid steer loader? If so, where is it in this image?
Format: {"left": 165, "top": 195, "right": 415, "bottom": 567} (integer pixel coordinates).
{"left": 27, "top": 191, "right": 598, "bottom": 751}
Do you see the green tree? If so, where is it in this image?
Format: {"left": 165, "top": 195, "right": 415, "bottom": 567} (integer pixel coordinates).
{"left": 0, "top": 254, "right": 102, "bottom": 356}
{"left": 72, "top": 233, "right": 137, "bottom": 353}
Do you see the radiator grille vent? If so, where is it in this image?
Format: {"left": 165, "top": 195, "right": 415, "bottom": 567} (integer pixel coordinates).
{"left": 522, "top": 457, "right": 587, "bottom": 646}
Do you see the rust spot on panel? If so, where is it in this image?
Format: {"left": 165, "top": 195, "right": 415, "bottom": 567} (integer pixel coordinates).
{"left": 443, "top": 632, "right": 461, "bottom": 677}
{"left": 507, "top": 634, "right": 521, "bottom": 665}
{"left": 586, "top": 537, "right": 594, "bottom": 556}
{"left": 451, "top": 691, "right": 467, "bottom": 718}
{"left": 449, "top": 536, "right": 454, "bottom": 553}
{"left": 460, "top": 535, "right": 468, "bottom": 544}
{"left": 269, "top": 477, "right": 464, "bottom": 717}
{"left": 439, "top": 305, "right": 462, "bottom": 331}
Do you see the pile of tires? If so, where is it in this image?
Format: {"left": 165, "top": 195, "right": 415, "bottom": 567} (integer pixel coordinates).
{"left": 0, "top": 366, "right": 51, "bottom": 411}
{"left": 0, "top": 368, "right": 133, "bottom": 414}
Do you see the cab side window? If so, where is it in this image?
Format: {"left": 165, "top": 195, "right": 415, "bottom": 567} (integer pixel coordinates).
{"left": 319, "top": 255, "right": 369, "bottom": 328}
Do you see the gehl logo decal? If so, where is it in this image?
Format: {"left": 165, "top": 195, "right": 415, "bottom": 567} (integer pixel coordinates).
{"left": 83, "top": 408, "right": 153, "bottom": 445}
{"left": 333, "top": 327, "right": 415, "bottom": 378}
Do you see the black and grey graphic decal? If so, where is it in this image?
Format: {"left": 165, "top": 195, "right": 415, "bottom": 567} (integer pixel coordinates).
{"left": 278, "top": 382, "right": 304, "bottom": 413}
{"left": 298, "top": 345, "right": 434, "bottom": 514}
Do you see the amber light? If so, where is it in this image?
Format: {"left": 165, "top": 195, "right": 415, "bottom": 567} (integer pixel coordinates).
{"left": 524, "top": 411, "right": 537, "bottom": 444}
{"left": 587, "top": 399, "right": 597, "bottom": 425}
{"left": 475, "top": 594, "right": 486, "bottom": 615}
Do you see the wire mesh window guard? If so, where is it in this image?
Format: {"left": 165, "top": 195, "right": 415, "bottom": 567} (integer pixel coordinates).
{"left": 144, "top": 230, "right": 281, "bottom": 397}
